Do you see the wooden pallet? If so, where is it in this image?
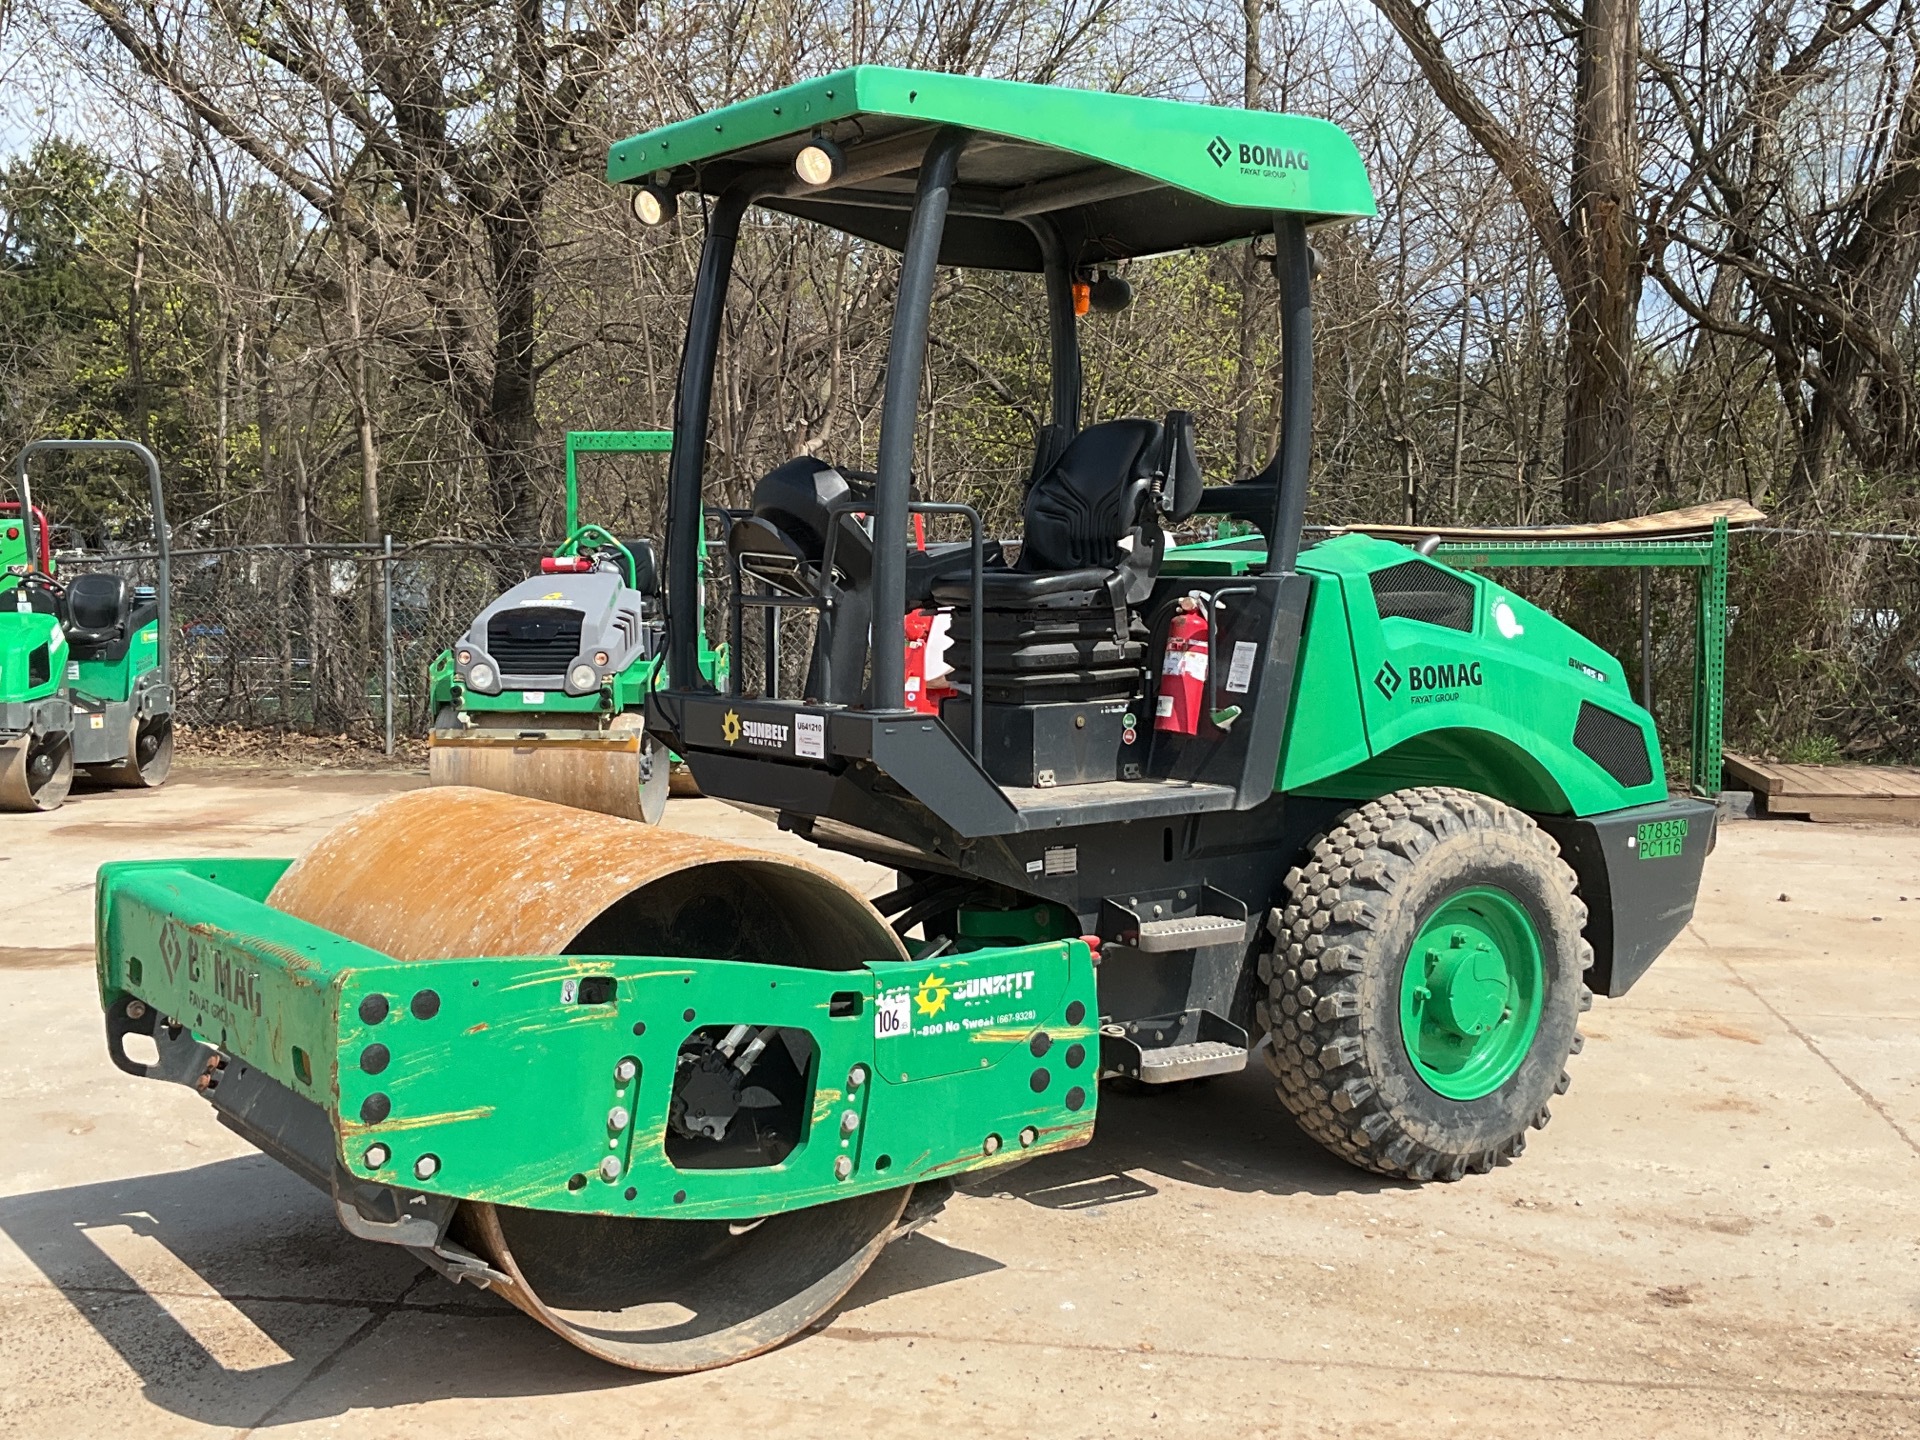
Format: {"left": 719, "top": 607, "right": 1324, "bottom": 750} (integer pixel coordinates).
{"left": 1724, "top": 753, "right": 1920, "bottom": 823}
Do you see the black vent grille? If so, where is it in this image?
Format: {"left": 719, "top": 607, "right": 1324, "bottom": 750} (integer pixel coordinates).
{"left": 487, "top": 607, "right": 582, "bottom": 676}
{"left": 1370, "top": 560, "right": 1476, "bottom": 631}
{"left": 1574, "top": 701, "right": 1655, "bottom": 788}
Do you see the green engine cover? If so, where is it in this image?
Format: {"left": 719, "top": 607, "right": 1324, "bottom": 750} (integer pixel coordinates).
{"left": 1169, "top": 533, "right": 1667, "bottom": 815}
{"left": 0, "top": 608, "right": 67, "bottom": 705}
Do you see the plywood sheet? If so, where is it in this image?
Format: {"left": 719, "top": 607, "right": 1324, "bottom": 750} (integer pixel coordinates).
{"left": 1336, "top": 498, "right": 1766, "bottom": 544}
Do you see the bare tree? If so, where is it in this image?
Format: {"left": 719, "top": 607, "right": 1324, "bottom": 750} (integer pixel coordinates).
{"left": 1371, "top": 0, "right": 1642, "bottom": 520}
{"left": 73, "top": 0, "right": 651, "bottom": 536}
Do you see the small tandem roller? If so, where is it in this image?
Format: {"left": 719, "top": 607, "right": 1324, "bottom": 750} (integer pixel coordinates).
{"left": 96, "top": 787, "right": 1097, "bottom": 1370}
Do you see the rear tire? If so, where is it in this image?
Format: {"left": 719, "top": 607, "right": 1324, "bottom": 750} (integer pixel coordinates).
{"left": 1258, "top": 786, "right": 1591, "bottom": 1182}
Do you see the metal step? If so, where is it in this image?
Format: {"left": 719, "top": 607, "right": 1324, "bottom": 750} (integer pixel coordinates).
{"left": 1132, "top": 913, "right": 1250, "bottom": 952}
{"left": 1135, "top": 1039, "right": 1248, "bottom": 1083}
{"left": 1099, "top": 1008, "right": 1249, "bottom": 1084}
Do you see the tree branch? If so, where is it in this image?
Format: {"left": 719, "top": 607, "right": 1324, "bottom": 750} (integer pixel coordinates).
{"left": 1370, "top": 0, "right": 1575, "bottom": 291}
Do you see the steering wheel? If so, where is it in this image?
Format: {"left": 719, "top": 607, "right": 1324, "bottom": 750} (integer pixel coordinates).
{"left": 9, "top": 569, "right": 63, "bottom": 599}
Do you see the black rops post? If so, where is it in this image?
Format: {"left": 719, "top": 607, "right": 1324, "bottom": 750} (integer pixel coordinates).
{"left": 1264, "top": 215, "right": 1315, "bottom": 577}
{"left": 663, "top": 187, "right": 756, "bottom": 695}
{"left": 868, "top": 126, "right": 970, "bottom": 711}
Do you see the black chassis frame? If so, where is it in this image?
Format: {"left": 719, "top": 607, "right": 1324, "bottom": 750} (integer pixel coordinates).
{"left": 641, "top": 121, "right": 1706, "bottom": 1046}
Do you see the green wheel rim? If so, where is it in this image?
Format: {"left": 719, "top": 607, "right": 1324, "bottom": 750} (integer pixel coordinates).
{"left": 1398, "top": 886, "right": 1544, "bottom": 1100}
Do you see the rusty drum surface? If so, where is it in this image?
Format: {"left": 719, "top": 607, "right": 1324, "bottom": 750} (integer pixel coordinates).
{"left": 267, "top": 785, "right": 912, "bottom": 1370}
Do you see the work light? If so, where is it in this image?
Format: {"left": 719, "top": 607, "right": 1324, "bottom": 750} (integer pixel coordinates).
{"left": 631, "top": 184, "right": 678, "bottom": 226}
{"left": 793, "top": 137, "right": 845, "bottom": 187}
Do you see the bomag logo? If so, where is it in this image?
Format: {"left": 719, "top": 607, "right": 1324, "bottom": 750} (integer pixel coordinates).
{"left": 1411, "top": 661, "right": 1483, "bottom": 691}
{"left": 1377, "top": 658, "right": 1485, "bottom": 702}
{"left": 1209, "top": 136, "right": 1310, "bottom": 175}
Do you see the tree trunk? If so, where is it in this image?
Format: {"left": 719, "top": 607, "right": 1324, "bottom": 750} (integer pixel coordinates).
{"left": 127, "top": 196, "right": 151, "bottom": 450}
{"left": 1372, "top": 0, "right": 1642, "bottom": 523}
{"left": 479, "top": 199, "right": 545, "bottom": 539}
{"left": 213, "top": 319, "right": 232, "bottom": 505}
{"left": 1561, "top": 0, "right": 1640, "bottom": 521}
{"left": 340, "top": 245, "right": 382, "bottom": 543}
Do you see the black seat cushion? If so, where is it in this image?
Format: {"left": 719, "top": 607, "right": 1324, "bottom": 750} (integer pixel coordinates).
{"left": 931, "top": 418, "right": 1164, "bottom": 610}
{"left": 64, "top": 572, "right": 127, "bottom": 646}
{"left": 1018, "top": 418, "right": 1161, "bottom": 573}
{"left": 939, "top": 565, "right": 1118, "bottom": 607}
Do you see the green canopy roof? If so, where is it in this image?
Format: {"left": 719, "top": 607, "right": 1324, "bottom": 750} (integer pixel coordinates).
{"left": 606, "top": 67, "right": 1376, "bottom": 272}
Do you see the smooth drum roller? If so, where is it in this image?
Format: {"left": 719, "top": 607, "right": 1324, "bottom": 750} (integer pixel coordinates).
{"left": 428, "top": 712, "right": 671, "bottom": 823}
{"left": 0, "top": 732, "right": 74, "bottom": 812}
{"left": 268, "top": 786, "right": 909, "bottom": 1370}
{"left": 87, "top": 712, "right": 174, "bottom": 790}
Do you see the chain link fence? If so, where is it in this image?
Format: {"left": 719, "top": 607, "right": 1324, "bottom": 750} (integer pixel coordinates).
{"left": 56, "top": 525, "right": 1920, "bottom": 769}
{"left": 64, "top": 540, "right": 547, "bottom": 747}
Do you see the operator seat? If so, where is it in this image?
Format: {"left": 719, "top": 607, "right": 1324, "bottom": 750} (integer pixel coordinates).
{"left": 615, "top": 537, "right": 661, "bottom": 598}
{"left": 729, "top": 457, "right": 876, "bottom": 598}
{"left": 728, "top": 457, "right": 882, "bottom": 703}
{"left": 63, "top": 573, "right": 131, "bottom": 655}
{"left": 933, "top": 413, "right": 1202, "bottom": 703}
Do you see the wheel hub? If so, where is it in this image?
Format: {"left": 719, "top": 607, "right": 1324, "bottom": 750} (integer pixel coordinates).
{"left": 1399, "top": 887, "right": 1545, "bottom": 1101}
{"left": 1423, "top": 929, "right": 1511, "bottom": 1038}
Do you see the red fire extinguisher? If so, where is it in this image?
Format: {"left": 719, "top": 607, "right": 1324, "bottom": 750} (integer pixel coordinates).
{"left": 1155, "top": 596, "right": 1209, "bottom": 736}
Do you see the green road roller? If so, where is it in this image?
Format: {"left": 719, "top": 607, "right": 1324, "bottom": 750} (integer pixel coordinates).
{"left": 94, "top": 69, "right": 1714, "bottom": 1371}
{"left": 425, "top": 429, "right": 726, "bottom": 822}
{"left": 3, "top": 439, "right": 173, "bottom": 811}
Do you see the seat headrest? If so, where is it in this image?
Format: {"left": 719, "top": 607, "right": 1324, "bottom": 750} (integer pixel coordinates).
{"left": 1159, "top": 410, "right": 1203, "bottom": 522}
{"left": 65, "top": 571, "right": 126, "bottom": 637}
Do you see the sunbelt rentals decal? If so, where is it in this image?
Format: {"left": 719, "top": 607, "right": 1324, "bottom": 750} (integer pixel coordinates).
{"left": 720, "top": 708, "right": 789, "bottom": 750}
{"left": 874, "top": 966, "right": 1039, "bottom": 1039}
